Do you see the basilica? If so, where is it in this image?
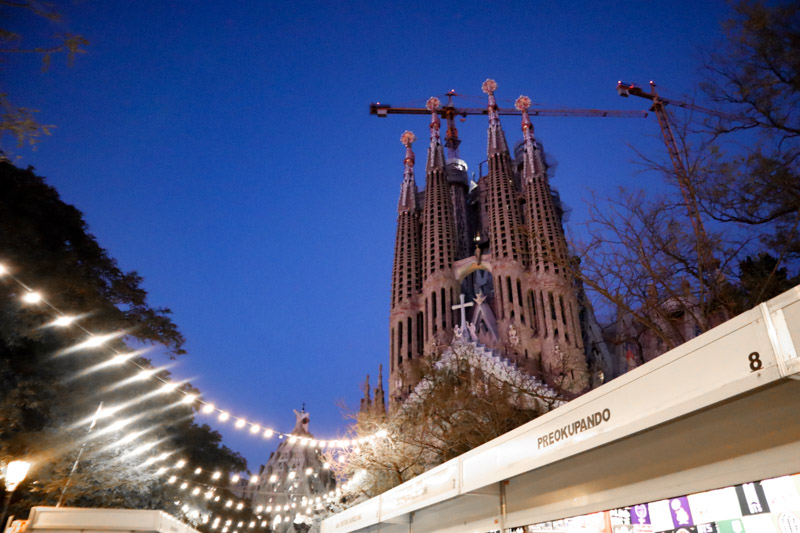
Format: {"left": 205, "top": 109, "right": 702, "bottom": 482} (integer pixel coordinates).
{"left": 379, "top": 79, "right": 614, "bottom": 407}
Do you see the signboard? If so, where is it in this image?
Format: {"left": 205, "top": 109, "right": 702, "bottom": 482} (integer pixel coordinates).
{"left": 461, "top": 306, "right": 780, "bottom": 493}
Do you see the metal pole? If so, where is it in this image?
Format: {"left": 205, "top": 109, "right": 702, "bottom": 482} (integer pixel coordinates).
{"left": 499, "top": 480, "right": 507, "bottom": 533}
{"left": 1, "top": 491, "right": 12, "bottom": 532}
{"left": 57, "top": 402, "right": 103, "bottom": 507}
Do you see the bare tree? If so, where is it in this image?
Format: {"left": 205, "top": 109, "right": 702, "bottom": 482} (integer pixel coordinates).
{"left": 573, "top": 1, "right": 799, "bottom": 362}
{"left": 326, "top": 342, "right": 563, "bottom": 505}
{"left": 1, "top": 1, "right": 89, "bottom": 149}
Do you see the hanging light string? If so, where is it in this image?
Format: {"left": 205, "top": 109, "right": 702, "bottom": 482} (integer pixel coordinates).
{"left": 131, "top": 450, "right": 272, "bottom": 530}
{"left": 152, "top": 456, "right": 332, "bottom": 488}
{"left": 139, "top": 450, "right": 339, "bottom": 504}
{"left": 0, "top": 262, "right": 386, "bottom": 445}
{"left": 142, "top": 457, "right": 340, "bottom": 529}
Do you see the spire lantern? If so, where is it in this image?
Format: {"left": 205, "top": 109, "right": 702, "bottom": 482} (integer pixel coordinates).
{"left": 398, "top": 131, "right": 418, "bottom": 212}
{"left": 426, "top": 96, "right": 445, "bottom": 171}
{"left": 401, "top": 130, "right": 416, "bottom": 172}
{"left": 426, "top": 97, "right": 441, "bottom": 139}
{"left": 516, "top": 95, "right": 541, "bottom": 180}
{"left": 515, "top": 95, "right": 534, "bottom": 140}
{"left": 482, "top": 78, "right": 508, "bottom": 155}
{"left": 482, "top": 79, "right": 500, "bottom": 126}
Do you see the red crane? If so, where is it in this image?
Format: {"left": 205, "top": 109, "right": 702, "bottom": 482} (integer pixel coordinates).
{"left": 371, "top": 89, "right": 648, "bottom": 166}
{"left": 371, "top": 90, "right": 648, "bottom": 120}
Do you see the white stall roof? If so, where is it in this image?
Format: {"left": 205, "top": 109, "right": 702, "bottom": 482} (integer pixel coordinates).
{"left": 323, "top": 286, "right": 800, "bottom": 533}
{"left": 25, "top": 507, "right": 200, "bottom": 533}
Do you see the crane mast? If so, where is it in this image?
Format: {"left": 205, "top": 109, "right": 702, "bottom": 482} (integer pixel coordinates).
{"left": 617, "top": 80, "right": 720, "bottom": 312}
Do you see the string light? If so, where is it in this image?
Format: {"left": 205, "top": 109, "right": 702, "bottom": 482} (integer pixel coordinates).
{"left": 182, "top": 394, "right": 197, "bottom": 404}
{"left": 52, "top": 315, "right": 76, "bottom": 327}
{"left": 22, "top": 291, "right": 42, "bottom": 303}
{"left": 0, "top": 263, "right": 386, "bottom": 446}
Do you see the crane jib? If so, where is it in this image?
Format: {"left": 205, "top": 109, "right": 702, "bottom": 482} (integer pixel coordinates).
{"left": 369, "top": 103, "right": 647, "bottom": 119}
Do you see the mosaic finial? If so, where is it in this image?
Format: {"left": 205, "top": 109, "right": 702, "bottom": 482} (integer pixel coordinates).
{"left": 517, "top": 95, "right": 533, "bottom": 134}
{"left": 481, "top": 79, "right": 498, "bottom": 95}
{"left": 515, "top": 95, "right": 531, "bottom": 111}
{"left": 400, "top": 130, "right": 416, "bottom": 147}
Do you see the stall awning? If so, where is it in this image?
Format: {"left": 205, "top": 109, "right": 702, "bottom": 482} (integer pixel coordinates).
{"left": 322, "top": 287, "right": 800, "bottom": 533}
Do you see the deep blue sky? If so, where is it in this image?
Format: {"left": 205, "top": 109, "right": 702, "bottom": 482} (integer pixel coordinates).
{"left": 4, "top": 0, "right": 731, "bottom": 470}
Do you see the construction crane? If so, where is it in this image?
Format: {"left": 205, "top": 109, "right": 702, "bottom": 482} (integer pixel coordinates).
{"left": 371, "top": 90, "right": 648, "bottom": 120}
{"left": 371, "top": 89, "right": 648, "bottom": 165}
{"left": 617, "top": 80, "right": 722, "bottom": 306}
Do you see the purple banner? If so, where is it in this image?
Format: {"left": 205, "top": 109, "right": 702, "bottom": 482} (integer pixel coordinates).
{"left": 630, "top": 504, "right": 651, "bottom": 525}
{"left": 669, "top": 496, "right": 694, "bottom": 528}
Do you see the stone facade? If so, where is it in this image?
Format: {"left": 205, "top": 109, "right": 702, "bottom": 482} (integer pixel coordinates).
{"left": 387, "top": 80, "right": 609, "bottom": 406}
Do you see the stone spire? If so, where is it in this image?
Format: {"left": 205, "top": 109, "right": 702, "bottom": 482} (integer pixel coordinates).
{"left": 359, "top": 374, "right": 372, "bottom": 413}
{"left": 426, "top": 97, "right": 446, "bottom": 172}
{"left": 482, "top": 79, "right": 509, "bottom": 156}
{"left": 398, "top": 131, "right": 418, "bottom": 213}
{"left": 422, "top": 96, "right": 458, "bottom": 281}
{"left": 516, "top": 95, "right": 568, "bottom": 276}
{"left": 516, "top": 95, "right": 588, "bottom": 392}
{"left": 391, "top": 132, "right": 423, "bottom": 309}
{"left": 373, "top": 364, "right": 386, "bottom": 416}
{"left": 482, "top": 79, "right": 525, "bottom": 263}
{"left": 390, "top": 128, "right": 426, "bottom": 403}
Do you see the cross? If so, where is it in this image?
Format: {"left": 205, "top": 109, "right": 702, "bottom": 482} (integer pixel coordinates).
{"left": 451, "top": 293, "right": 474, "bottom": 330}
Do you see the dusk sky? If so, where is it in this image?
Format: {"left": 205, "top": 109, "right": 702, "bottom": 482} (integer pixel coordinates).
{"left": 4, "top": 0, "right": 732, "bottom": 470}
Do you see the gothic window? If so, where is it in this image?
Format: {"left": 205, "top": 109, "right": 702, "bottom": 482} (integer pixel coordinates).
{"left": 497, "top": 277, "right": 504, "bottom": 319}
{"left": 528, "top": 290, "right": 538, "bottom": 334}
{"left": 407, "top": 316, "right": 412, "bottom": 359}
{"left": 424, "top": 299, "right": 429, "bottom": 341}
{"left": 440, "top": 288, "right": 446, "bottom": 329}
{"left": 398, "top": 321, "right": 403, "bottom": 350}
{"left": 540, "top": 291, "right": 547, "bottom": 337}
{"left": 417, "top": 312, "right": 424, "bottom": 355}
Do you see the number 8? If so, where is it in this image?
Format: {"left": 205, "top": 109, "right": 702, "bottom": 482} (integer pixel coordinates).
{"left": 748, "top": 351, "right": 762, "bottom": 371}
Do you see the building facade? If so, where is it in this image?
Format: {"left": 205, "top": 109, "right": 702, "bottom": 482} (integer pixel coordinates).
{"left": 388, "top": 80, "right": 609, "bottom": 405}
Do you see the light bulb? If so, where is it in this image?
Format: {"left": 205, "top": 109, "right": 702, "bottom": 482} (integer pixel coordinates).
{"left": 181, "top": 394, "right": 196, "bottom": 404}
{"left": 53, "top": 315, "right": 75, "bottom": 327}
{"left": 22, "top": 291, "right": 42, "bottom": 303}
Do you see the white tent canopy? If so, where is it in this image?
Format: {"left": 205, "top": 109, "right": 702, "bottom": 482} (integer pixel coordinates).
{"left": 323, "top": 287, "right": 800, "bottom": 533}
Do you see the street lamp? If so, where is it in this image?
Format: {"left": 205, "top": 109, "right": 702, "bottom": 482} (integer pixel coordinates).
{"left": 2, "top": 460, "right": 31, "bottom": 530}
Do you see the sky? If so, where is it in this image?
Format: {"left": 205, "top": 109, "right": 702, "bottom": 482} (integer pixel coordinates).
{"left": 4, "top": 0, "right": 733, "bottom": 470}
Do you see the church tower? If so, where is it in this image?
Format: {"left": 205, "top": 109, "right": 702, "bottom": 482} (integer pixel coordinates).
{"left": 386, "top": 80, "right": 593, "bottom": 407}
{"left": 420, "top": 97, "right": 460, "bottom": 354}
{"left": 389, "top": 131, "right": 424, "bottom": 402}
{"left": 517, "top": 95, "right": 588, "bottom": 390}
{"left": 479, "top": 80, "right": 531, "bottom": 358}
